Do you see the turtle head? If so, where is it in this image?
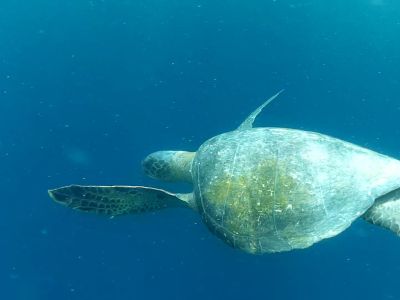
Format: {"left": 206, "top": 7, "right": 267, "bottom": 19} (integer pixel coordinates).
{"left": 142, "top": 151, "right": 195, "bottom": 183}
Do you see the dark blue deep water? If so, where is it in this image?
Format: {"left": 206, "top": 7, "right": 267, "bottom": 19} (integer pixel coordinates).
{"left": 2, "top": 1, "right": 400, "bottom": 299}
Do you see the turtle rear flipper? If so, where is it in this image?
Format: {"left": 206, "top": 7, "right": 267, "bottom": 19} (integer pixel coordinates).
{"left": 363, "top": 187, "right": 400, "bottom": 235}
{"left": 49, "top": 185, "right": 191, "bottom": 216}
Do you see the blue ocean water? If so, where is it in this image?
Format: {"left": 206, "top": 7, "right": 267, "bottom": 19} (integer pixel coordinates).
{"left": 1, "top": 0, "right": 400, "bottom": 299}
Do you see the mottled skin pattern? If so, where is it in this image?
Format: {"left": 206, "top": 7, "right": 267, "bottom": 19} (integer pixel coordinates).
{"left": 193, "top": 128, "right": 400, "bottom": 253}
{"left": 142, "top": 151, "right": 194, "bottom": 183}
{"left": 364, "top": 188, "right": 400, "bottom": 234}
{"left": 49, "top": 185, "right": 187, "bottom": 215}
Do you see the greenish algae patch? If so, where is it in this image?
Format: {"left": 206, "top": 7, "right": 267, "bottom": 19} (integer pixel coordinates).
{"left": 202, "top": 158, "right": 308, "bottom": 240}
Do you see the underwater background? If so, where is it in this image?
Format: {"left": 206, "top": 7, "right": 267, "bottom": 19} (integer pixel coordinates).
{"left": 1, "top": 0, "right": 400, "bottom": 299}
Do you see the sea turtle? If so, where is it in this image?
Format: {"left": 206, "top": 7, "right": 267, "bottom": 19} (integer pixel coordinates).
{"left": 49, "top": 91, "right": 400, "bottom": 254}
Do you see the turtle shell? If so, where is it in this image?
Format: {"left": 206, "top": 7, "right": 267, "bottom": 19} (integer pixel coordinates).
{"left": 192, "top": 127, "right": 400, "bottom": 253}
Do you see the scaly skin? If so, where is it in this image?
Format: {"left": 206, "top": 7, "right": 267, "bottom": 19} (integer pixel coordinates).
{"left": 142, "top": 150, "right": 195, "bottom": 183}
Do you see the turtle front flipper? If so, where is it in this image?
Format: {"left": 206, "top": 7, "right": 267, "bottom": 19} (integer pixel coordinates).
{"left": 49, "top": 185, "right": 192, "bottom": 216}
